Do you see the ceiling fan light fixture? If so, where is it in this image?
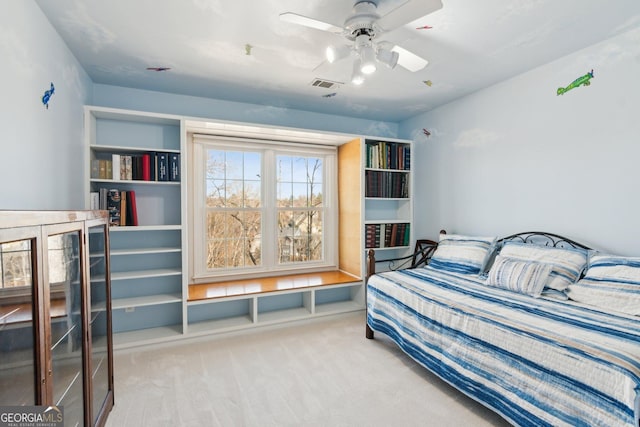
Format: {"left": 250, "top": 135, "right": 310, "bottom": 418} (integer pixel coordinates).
{"left": 376, "top": 47, "right": 399, "bottom": 69}
{"left": 359, "top": 45, "right": 377, "bottom": 74}
{"left": 326, "top": 44, "right": 350, "bottom": 64}
{"left": 351, "top": 59, "right": 365, "bottom": 85}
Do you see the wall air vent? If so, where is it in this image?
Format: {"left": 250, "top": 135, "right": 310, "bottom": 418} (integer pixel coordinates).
{"left": 310, "top": 78, "right": 343, "bottom": 90}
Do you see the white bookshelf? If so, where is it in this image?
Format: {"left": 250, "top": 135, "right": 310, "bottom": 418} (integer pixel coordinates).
{"left": 84, "top": 106, "right": 377, "bottom": 348}
{"left": 84, "top": 106, "right": 187, "bottom": 338}
{"left": 362, "top": 137, "right": 414, "bottom": 274}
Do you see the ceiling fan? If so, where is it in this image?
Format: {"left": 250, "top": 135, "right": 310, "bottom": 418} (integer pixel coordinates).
{"left": 280, "top": 0, "right": 443, "bottom": 85}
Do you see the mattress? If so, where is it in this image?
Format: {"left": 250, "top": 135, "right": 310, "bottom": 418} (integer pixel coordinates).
{"left": 367, "top": 267, "right": 640, "bottom": 427}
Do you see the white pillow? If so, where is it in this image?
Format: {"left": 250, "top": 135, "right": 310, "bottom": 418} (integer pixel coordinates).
{"left": 499, "top": 241, "right": 588, "bottom": 291}
{"left": 566, "top": 254, "right": 640, "bottom": 316}
{"left": 427, "top": 233, "right": 496, "bottom": 275}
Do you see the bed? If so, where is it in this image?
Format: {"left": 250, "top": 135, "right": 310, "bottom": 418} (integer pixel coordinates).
{"left": 365, "top": 231, "right": 640, "bottom": 427}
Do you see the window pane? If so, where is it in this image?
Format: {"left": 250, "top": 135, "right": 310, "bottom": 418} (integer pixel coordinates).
{"left": 244, "top": 180, "right": 261, "bottom": 208}
{"left": 226, "top": 180, "right": 243, "bottom": 208}
{"left": 278, "top": 210, "right": 323, "bottom": 263}
{"left": 277, "top": 182, "right": 293, "bottom": 208}
{"left": 225, "top": 151, "right": 243, "bottom": 179}
{"left": 206, "top": 150, "right": 225, "bottom": 179}
{"left": 292, "top": 183, "right": 308, "bottom": 207}
{"left": 206, "top": 211, "right": 261, "bottom": 269}
{"left": 244, "top": 152, "right": 261, "bottom": 180}
{"left": 277, "top": 156, "right": 323, "bottom": 209}
{"left": 206, "top": 179, "right": 226, "bottom": 207}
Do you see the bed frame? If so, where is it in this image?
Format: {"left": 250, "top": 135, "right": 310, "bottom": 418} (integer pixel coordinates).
{"left": 365, "top": 230, "right": 591, "bottom": 339}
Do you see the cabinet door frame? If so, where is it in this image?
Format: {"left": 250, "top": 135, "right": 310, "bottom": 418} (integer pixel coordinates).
{"left": 84, "top": 219, "right": 114, "bottom": 427}
{"left": 0, "top": 225, "right": 46, "bottom": 405}
{"left": 42, "top": 221, "right": 90, "bottom": 426}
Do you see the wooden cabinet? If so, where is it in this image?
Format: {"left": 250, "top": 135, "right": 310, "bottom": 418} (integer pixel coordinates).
{"left": 0, "top": 210, "right": 113, "bottom": 427}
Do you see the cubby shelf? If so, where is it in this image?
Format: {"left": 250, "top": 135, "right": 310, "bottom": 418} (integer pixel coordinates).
{"left": 186, "top": 282, "right": 363, "bottom": 336}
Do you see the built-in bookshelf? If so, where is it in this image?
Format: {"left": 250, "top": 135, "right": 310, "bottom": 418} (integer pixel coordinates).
{"left": 84, "top": 106, "right": 186, "bottom": 347}
{"left": 84, "top": 108, "right": 375, "bottom": 348}
{"left": 363, "top": 137, "right": 413, "bottom": 273}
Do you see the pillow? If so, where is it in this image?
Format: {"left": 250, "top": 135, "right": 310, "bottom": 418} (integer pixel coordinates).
{"left": 427, "top": 233, "right": 497, "bottom": 275}
{"left": 499, "top": 241, "right": 588, "bottom": 291}
{"left": 486, "top": 256, "right": 552, "bottom": 297}
{"left": 566, "top": 254, "right": 640, "bottom": 316}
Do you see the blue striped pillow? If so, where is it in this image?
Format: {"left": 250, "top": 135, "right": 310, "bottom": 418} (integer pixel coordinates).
{"left": 486, "top": 256, "right": 552, "bottom": 297}
{"left": 499, "top": 241, "right": 588, "bottom": 291}
{"left": 427, "top": 233, "right": 496, "bottom": 275}
{"left": 566, "top": 254, "right": 640, "bottom": 315}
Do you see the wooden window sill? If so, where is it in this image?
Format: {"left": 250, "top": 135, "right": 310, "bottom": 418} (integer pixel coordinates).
{"left": 188, "top": 271, "right": 361, "bottom": 302}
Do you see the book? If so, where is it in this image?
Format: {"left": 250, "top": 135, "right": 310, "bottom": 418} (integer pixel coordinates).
{"left": 122, "top": 155, "right": 132, "bottom": 180}
{"left": 157, "top": 152, "right": 169, "bottom": 181}
{"left": 169, "top": 153, "right": 180, "bottom": 181}
{"left": 127, "top": 190, "right": 139, "bottom": 226}
{"left": 142, "top": 154, "right": 151, "bottom": 181}
{"left": 112, "top": 154, "right": 121, "bottom": 180}
{"left": 99, "top": 188, "right": 108, "bottom": 210}
{"left": 106, "top": 189, "right": 121, "bottom": 226}
{"left": 98, "top": 160, "right": 107, "bottom": 179}
{"left": 150, "top": 152, "right": 157, "bottom": 181}
{"left": 120, "top": 191, "right": 127, "bottom": 226}
{"left": 105, "top": 160, "right": 112, "bottom": 181}
{"left": 91, "top": 160, "right": 100, "bottom": 179}
{"left": 90, "top": 192, "right": 100, "bottom": 210}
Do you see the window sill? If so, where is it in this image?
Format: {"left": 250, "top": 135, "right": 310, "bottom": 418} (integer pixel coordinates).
{"left": 188, "top": 270, "right": 361, "bottom": 302}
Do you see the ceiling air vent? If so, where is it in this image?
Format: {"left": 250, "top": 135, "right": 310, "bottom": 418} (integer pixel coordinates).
{"left": 310, "top": 78, "right": 343, "bottom": 90}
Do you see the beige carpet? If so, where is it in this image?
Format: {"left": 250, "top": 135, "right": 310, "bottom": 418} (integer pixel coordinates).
{"left": 106, "top": 311, "right": 511, "bottom": 427}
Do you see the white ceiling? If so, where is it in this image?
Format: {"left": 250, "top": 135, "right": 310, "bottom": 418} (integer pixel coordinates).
{"left": 36, "top": 0, "right": 640, "bottom": 122}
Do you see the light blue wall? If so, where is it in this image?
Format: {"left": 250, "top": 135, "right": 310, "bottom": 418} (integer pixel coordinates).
{"left": 92, "top": 84, "right": 399, "bottom": 138}
{"left": 400, "top": 27, "right": 640, "bottom": 255}
{"left": 0, "top": 1, "right": 92, "bottom": 210}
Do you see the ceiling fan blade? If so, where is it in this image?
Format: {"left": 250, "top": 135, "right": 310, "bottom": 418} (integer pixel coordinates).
{"left": 279, "top": 12, "right": 343, "bottom": 34}
{"left": 391, "top": 45, "right": 429, "bottom": 72}
{"left": 376, "top": 0, "right": 443, "bottom": 32}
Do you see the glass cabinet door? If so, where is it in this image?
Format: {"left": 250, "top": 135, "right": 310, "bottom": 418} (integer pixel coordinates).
{"left": 0, "top": 237, "right": 37, "bottom": 405}
{"left": 87, "top": 224, "right": 111, "bottom": 425}
{"left": 47, "top": 231, "right": 85, "bottom": 427}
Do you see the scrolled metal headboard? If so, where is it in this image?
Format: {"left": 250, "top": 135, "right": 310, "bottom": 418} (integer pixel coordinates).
{"left": 497, "top": 231, "right": 591, "bottom": 250}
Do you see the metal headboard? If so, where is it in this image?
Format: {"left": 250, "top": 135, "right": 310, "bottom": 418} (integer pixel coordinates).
{"left": 497, "top": 231, "right": 591, "bottom": 250}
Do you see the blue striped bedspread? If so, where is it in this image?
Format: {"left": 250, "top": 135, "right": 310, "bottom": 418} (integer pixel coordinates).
{"left": 367, "top": 267, "right": 640, "bottom": 427}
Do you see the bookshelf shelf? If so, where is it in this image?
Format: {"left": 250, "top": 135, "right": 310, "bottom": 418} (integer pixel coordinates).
{"left": 90, "top": 178, "right": 180, "bottom": 186}
{"left": 111, "top": 268, "right": 182, "bottom": 281}
{"left": 111, "top": 294, "right": 182, "bottom": 310}
{"left": 90, "top": 144, "right": 180, "bottom": 154}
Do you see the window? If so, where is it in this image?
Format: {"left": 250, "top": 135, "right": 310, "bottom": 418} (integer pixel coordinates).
{"left": 191, "top": 135, "right": 337, "bottom": 280}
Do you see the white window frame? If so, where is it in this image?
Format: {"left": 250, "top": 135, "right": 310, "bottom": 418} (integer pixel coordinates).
{"left": 189, "top": 134, "right": 338, "bottom": 282}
